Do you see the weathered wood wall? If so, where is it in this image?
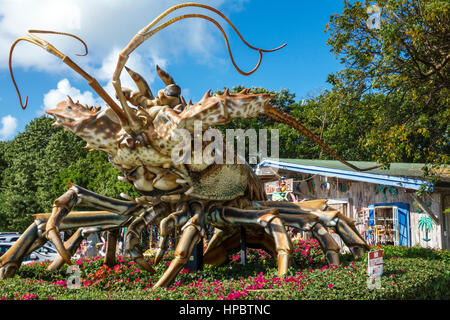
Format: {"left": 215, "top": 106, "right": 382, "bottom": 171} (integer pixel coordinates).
{"left": 270, "top": 170, "right": 448, "bottom": 249}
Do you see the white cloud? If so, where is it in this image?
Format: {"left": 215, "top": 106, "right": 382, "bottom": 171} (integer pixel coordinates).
{"left": 1, "top": 0, "right": 250, "bottom": 113}
{"left": 42, "top": 78, "right": 103, "bottom": 112}
{"left": 0, "top": 0, "right": 232, "bottom": 74}
{"left": 0, "top": 115, "right": 18, "bottom": 140}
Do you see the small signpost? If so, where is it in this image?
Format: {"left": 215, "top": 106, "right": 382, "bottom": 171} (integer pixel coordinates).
{"left": 368, "top": 249, "right": 383, "bottom": 276}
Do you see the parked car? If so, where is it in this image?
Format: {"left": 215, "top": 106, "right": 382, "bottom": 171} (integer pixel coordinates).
{"left": 0, "top": 232, "right": 57, "bottom": 249}
{"left": 0, "top": 241, "right": 59, "bottom": 264}
{"left": 0, "top": 232, "right": 21, "bottom": 243}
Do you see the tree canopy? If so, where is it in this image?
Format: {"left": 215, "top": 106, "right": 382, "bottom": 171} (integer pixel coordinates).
{"left": 324, "top": 0, "right": 449, "bottom": 171}
{"left": 0, "top": 116, "right": 135, "bottom": 232}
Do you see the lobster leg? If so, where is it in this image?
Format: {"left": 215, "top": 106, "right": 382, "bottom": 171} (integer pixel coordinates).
{"left": 154, "top": 203, "right": 190, "bottom": 265}
{"left": 44, "top": 184, "right": 138, "bottom": 265}
{"left": 104, "top": 229, "right": 121, "bottom": 267}
{"left": 203, "top": 227, "right": 276, "bottom": 266}
{"left": 0, "top": 211, "right": 131, "bottom": 279}
{"left": 0, "top": 222, "right": 41, "bottom": 279}
{"left": 215, "top": 207, "right": 293, "bottom": 276}
{"left": 124, "top": 203, "right": 169, "bottom": 273}
{"left": 48, "top": 225, "right": 123, "bottom": 271}
{"left": 47, "top": 228, "right": 84, "bottom": 271}
{"left": 280, "top": 214, "right": 341, "bottom": 265}
{"left": 256, "top": 200, "right": 369, "bottom": 259}
{"left": 154, "top": 202, "right": 204, "bottom": 288}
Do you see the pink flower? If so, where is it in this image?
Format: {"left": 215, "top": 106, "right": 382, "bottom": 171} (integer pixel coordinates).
{"left": 328, "top": 283, "right": 334, "bottom": 289}
{"left": 320, "top": 265, "right": 328, "bottom": 271}
{"left": 21, "top": 293, "right": 38, "bottom": 300}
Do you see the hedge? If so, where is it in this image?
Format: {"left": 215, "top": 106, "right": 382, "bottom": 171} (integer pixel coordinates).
{"left": 0, "top": 240, "right": 448, "bottom": 300}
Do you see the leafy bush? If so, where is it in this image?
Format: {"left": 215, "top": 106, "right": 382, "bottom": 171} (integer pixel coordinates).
{"left": 0, "top": 241, "right": 448, "bottom": 300}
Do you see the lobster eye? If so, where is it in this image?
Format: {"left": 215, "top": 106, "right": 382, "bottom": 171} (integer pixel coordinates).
{"left": 164, "top": 84, "right": 181, "bottom": 97}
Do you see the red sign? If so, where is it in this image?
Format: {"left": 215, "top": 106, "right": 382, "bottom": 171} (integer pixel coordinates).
{"left": 368, "top": 250, "right": 383, "bottom": 276}
{"left": 265, "top": 179, "right": 293, "bottom": 195}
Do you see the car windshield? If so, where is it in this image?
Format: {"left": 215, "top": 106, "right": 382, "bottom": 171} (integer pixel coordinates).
{"left": 36, "top": 246, "right": 57, "bottom": 254}
{"left": 0, "top": 237, "right": 19, "bottom": 242}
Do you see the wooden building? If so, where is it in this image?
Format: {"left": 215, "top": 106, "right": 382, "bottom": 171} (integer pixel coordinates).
{"left": 256, "top": 158, "right": 450, "bottom": 250}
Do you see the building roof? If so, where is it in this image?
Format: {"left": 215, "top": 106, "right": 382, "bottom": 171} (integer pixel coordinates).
{"left": 256, "top": 158, "right": 449, "bottom": 191}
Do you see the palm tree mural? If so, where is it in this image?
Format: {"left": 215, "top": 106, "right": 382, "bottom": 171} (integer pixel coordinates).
{"left": 418, "top": 216, "right": 435, "bottom": 243}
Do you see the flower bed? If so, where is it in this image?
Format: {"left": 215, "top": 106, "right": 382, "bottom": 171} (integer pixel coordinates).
{"left": 0, "top": 240, "right": 448, "bottom": 300}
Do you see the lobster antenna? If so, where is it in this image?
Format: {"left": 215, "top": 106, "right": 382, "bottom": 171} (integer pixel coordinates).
{"left": 9, "top": 30, "right": 88, "bottom": 110}
{"left": 9, "top": 30, "right": 129, "bottom": 128}
{"left": 264, "top": 105, "right": 382, "bottom": 172}
{"left": 141, "top": 2, "right": 287, "bottom": 75}
{"left": 112, "top": 2, "right": 286, "bottom": 132}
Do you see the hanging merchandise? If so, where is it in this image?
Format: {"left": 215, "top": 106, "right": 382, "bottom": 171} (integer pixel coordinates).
{"left": 338, "top": 182, "right": 351, "bottom": 193}
{"left": 320, "top": 182, "right": 331, "bottom": 192}
{"left": 373, "top": 185, "right": 379, "bottom": 195}
{"left": 307, "top": 178, "right": 315, "bottom": 194}
{"left": 378, "top": 185, "right": 398, "bottom": 201}
{"left": 329, "top": 181, "right": 337, "bottom": 192}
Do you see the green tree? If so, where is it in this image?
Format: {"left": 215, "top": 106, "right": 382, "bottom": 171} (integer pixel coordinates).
{"left": 217, "top": 86, "right": 299, "bottom": 162}
{"left": 0, "top": 141, "right": 8, "bottom": 177}
{"left": 0, "top": 116, "right": 88, "bottom": 231}
{"left": 324, "top": 0, "right": 449, "bottom": 174}
{"left": 35, "top": 128, "right": 88, "bottom": 211}
{"left": 52, "top": 151, "right": 139, "bottom": 204}
{"left": 0, "top": 115, "right": 144, "bottom": 232}
{"left": 0, "top": 140, "right": 10, "bottom": 230}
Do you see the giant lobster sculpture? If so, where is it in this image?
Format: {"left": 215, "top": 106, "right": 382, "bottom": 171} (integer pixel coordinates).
{"left": 0, "top": 3, "right": 374, "bottom": 287}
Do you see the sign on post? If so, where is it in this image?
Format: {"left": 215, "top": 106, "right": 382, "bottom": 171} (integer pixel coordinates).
{"left": 368, "top": 250, "right": 383, "bottom": 276}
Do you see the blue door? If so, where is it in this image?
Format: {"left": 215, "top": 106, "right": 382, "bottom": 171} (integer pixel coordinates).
{"left": 371, "top": 202, "right": 411, "bottom": 247}
{"left": 368, "top": 205, "right": 375, "bottom": 245}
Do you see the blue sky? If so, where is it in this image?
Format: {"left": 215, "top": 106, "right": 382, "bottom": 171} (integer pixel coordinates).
{"left": 0, "top": 0, "right": 348, "bottom": 140}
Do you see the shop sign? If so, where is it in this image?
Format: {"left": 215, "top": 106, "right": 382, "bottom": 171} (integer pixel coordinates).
{"left": 265, "top": 179, "right": 293, "bottom": 195}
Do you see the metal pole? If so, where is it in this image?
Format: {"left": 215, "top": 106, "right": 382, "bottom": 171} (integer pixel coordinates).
{"left": 240, "top": 226, "right": 246, "bottom": 265}
{"left": 150, "top": 226, "right": 153, "bottom": 249}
